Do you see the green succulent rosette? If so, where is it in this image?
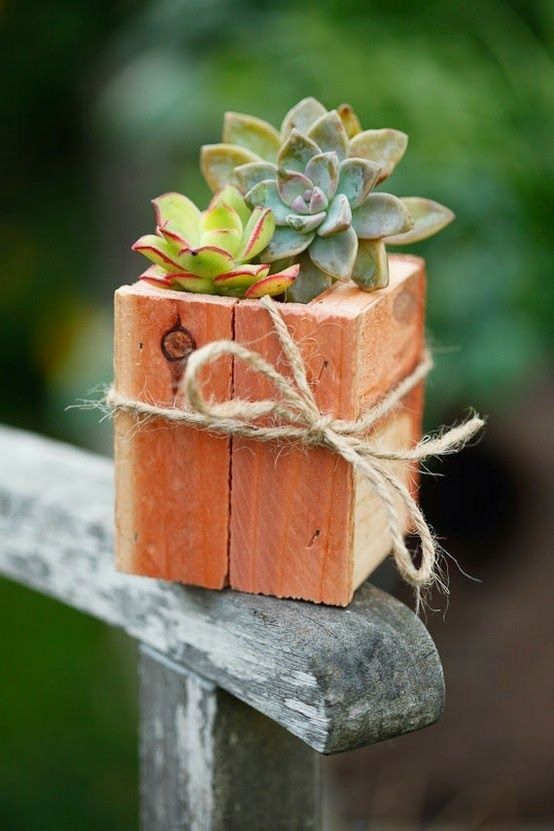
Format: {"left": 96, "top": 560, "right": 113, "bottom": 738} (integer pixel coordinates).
{"left": 132, "top": 185, "right": 298, "bottom": 298}
{"left": 201, "top": 98, "right": 454, "bottom": 301}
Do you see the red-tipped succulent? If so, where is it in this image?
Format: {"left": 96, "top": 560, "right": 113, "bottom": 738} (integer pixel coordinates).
{"left": 132, "top": 185, "right": 298, "bottom": 298}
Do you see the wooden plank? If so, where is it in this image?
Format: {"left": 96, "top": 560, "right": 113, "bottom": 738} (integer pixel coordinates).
{"left": 114, "top": 282, "right": 236, "bottom": 587}
{"left": 230, "top": 255, "right": 425, "bottom": 605}
{"left": 351, "top": 388, "right": 423, "bottom": 587}
{"left": 139, "top": 646, "right": 320, "bottom": 830}
{"left": 0, "top": 425, "right": 444, "bottom": 753}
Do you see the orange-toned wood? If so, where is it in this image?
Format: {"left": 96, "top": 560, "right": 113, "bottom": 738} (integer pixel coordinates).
{"left": 114, "top": 256, "right": 426, "bottom": 604}
{"left": 114, "top": 282, "right": 236, "bottom": 587}
{"left": 230, "top": 255, "right": 426, "bottom": 605}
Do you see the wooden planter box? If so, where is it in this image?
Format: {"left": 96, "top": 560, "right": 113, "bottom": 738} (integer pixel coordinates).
{"left": 114, "top": 254, "right": 425, "bottom": 606}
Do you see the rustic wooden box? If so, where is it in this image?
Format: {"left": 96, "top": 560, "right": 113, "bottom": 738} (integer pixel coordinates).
{"left": 114, "top": 254, "right": 425, "bottom": 605}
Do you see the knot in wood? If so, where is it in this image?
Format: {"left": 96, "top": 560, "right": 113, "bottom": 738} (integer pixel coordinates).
{"left": 161, "top": 325, "right": 196, "bottom": 362}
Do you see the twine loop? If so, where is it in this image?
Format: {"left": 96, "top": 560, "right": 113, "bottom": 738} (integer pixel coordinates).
{"left": 107, "top": 295, "right": 484, "bottom": 598}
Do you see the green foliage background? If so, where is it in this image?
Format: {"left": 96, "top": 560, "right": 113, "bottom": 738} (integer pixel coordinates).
{"left": 0, "top": 0, "right": 552, "bottom": 827}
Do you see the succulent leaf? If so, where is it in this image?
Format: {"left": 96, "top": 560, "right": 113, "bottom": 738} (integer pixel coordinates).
{"left": 352, "top": 193, "right": 413, "bottom": 239}
{"left": 142, "top": 266, "right": 215, "bottom": 293}
{"left": 287, "top": 253, "right": 332, "bottom": 303}
{"left": 267, "top": 257, "right": 294, "bottom": 274}
{"left": 213, "top": 264, "right": 270, "bottom": 291}
{"left": 152, "top": 193, "right": 201, "bottom": 246}
{"left": 245, "top": 180, "right": 292, "bottom": 224}
{"left": 307, "top": 111, "right": 349, "bottom": 162}
{"left": 337, "top": 103, "right": 362, "bottom": 138}
{"left": 209, "top": 184, "right": 251, "bottom": 226}
{"left": 385, "top": 197, "right": 455, "bottom": 244}
{"left": 132, "top": 234, "right": 184, "bottom": 271}
{"left": 276, "top": 169, "right": 314, "bottom": 207}
{"left": 244, "top": 265, "right": 300, "bottom": 298}
{"left": 290, "top": 195, "right": 310, "bottom": 215}
{"left": 351, "top": 239, "right": 389, "bottom": 290}
{"left": 309, "top": 226, "right": 358, "bottom": 280}
{"left": 316, "top": 194, "right": 352, "bottom": 238}
{"left": 233, "top": 162, "right": 277, "bottom": 195}
{"left": 239, "top": 207, "right": 276, "bottom": 261}
{"left": 349, "top": 129, "right": 408, "bottom": 182}
{"left": 157, "top": 222, "right": 189, "bottom": 250}
{"left": 172, "top": 274, "right": 218, "bottom": 294}
{"left": 286, "top": 211, "right": 326, "bottom": 233}
{"left": 280, "top": 97, "right": 327, "bottom": 140}
{"left": 177, "top": 245, "right": 235, "bottom": 278}
{"left": 309, "top": 186, "right": 329, "bottom": 213}
{"left": 337, "top": 158, "right": 381, "bottom": 207}
{"left": 200, "top": 143, "right": 260, "bottom": 193}
{"left": 304, "top": 152, "right": 339, "bottom": 199}
{"left": 277, "top": 130, "right": 320, "bottom": 172}
{"left": 139, "top": 265, "right": 174, "bottom": 287}
{"left": 200, "top": 203, "right": 243, "bottom": 236}
{"left": 223, "top": 112, "right": 281, "bottom": 162}
{"left": 262, "top": 226, "right": 315, "bottom": 261}
{"left": 200, "top": 228, "right": 242, "bottom": 258}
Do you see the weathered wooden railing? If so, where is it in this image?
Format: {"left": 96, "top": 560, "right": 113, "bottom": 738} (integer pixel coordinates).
{"left": 0, "top": 425, "right": 444, "bottom": 829}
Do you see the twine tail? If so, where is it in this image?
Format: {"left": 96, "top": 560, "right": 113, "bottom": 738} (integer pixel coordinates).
{"left": 321, "top": 430, "right": 441, "bottom": 595}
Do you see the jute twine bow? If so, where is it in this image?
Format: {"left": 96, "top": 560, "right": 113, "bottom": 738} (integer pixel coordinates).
{"left": 107, "top": 295, "right": 484, "bottom": 598}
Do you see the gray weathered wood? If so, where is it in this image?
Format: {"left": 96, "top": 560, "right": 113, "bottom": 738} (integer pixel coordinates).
{"left": 140, "top": 645, "right": 320, "bottom": 830}
{"left": 0, "top": 425, "right": 444, "bottom": 753}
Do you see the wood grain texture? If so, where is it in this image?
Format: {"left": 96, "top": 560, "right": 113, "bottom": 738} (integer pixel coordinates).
{"left": 230, "top": 255, "right": 426, "bottom": 605}
{"left": 0, "top": 425, "right": 444, "bottom": 753}
{"left": 140, "top": 646, "right": 320, "bottom": 830}
{"left": 114, "top": 283, "right": 236, "bottom": 587}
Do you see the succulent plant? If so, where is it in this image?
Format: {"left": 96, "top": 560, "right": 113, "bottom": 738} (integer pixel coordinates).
{"left": 201, "top": 98, "right": 454, "bottom": 301}
{"left": 132, "top": 185, "right": 298, "bottom": 298}
{"left": 234, "top": 129, "right": 413, "bottom": 300}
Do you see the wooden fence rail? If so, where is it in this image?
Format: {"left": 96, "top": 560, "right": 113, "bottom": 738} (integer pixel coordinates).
{"left": 0, "top": 425, "right": 444, "bottom": 830}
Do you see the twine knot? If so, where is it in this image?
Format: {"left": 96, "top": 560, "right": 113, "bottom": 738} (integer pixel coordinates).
{"left": 308, "top": 414, "right": 334, "bottom": 437}
{"left": 107, "top": 294, "right": 485, "bottom": 601}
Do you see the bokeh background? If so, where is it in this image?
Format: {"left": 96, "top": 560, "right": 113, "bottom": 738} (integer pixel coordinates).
{"left": 1, "top": 0, "right": 552, "bottom": 828}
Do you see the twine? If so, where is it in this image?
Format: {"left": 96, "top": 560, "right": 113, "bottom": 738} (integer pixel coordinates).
{"left": 107, "top": 295, "right": 484, "bottom": 598}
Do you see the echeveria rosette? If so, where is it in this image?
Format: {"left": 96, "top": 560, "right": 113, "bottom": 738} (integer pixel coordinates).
{"left": 201, "top": 98, "right": 413, "bottom": 193}
{"left": 234, "top": 118, "right": 414, "bottom": 299}
{"left": 132, "top": 185, "right": 299, "bottom": 299}
{"left": 200, "top": 98, "right": 454, "bottom": 300}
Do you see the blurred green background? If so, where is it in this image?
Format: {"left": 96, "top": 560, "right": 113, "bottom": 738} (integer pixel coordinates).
{"left": 1, "top": 1, "right": 552, "bottom": 828}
